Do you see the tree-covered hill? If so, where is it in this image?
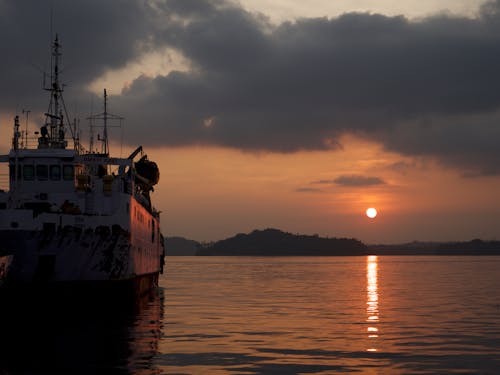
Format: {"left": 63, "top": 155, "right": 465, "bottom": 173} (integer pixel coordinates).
{"left": 196, "top": 228, "right": 368, "bottom": 256}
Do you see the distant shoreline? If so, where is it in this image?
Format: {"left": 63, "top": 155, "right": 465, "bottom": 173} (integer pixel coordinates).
{"left": 165, "top": 229, "right": 500, "bottom": 256}
{"left": 369, "top": 238, "right": 500, "bottom": 255}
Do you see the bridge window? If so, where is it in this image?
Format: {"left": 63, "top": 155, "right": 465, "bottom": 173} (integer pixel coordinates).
{"left": 62, "top": 165, "right": 74, "bottom": 181}
{"left": 50, "top": 165, "right": 61, "bottom": 181}
{"left": 36, "top": 165, "right": 49, "bottom": 181}
{"left": 23, "top": 165, "right": 35, "bottom": 181}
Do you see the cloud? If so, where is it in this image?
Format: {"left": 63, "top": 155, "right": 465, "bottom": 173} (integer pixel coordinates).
{"left": 309, "top": 175, "right": 385, "bottom": 187}
{"left": 386, "top": 161, "right": 416, "bottom": 175}
{"left": 117, "top": 0, "right": 500, "bottom": 173}
{"left": 331, "top": 175, "right": 386, "bottom": 187}
{"left": 295, "top": 187, "right": 323, "bottom": 193}
{"left": 313, "top": 180, "right": 338, "bottom": 185}
{"left": 2, "top": 0, "right": 500, "bottom": 175}
{"left": 0, "top": 0, "right": 154, "bottom": 109}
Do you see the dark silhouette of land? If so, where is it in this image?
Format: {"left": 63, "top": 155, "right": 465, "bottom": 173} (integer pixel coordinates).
{"left": 196, "top": 229, "right": 368, "bottom": 256}
{"left": 370, "top": 239, "right": 500, "bottom": 255}
{"left": 165, "top": 230, "right": 500, "bottom": 256}
{"left": 164, "top": 237, "right": 200, "bottom": 256}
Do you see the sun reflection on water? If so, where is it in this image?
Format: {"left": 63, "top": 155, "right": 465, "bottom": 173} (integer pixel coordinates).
{"left": 366, "top": 255, "right": 379, "bottom": 352}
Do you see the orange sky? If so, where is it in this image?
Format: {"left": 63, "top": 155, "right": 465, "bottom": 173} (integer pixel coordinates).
{"left": 142, "top": 135, "right": 500, "bottom": 243}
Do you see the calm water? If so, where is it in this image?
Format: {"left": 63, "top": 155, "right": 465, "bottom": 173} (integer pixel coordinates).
{"left": 1, "top": 256, "right": 500, "bottom": 374}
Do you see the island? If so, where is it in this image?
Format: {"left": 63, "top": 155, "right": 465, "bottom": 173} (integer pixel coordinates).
{"left": 164, "top": 230, "right": 500, "bottom": 256}
{"left": 164, "top": 237, "right": 200, "bottom": 256}
{"left": 195, "top": 228, "right": 368, "bottom": 256}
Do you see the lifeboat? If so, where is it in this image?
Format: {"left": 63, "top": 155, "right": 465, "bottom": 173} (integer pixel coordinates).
{"left": 135, "top": 155, "right": 160, "bottom": 186}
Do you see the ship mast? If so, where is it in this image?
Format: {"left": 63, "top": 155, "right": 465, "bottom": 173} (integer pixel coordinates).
{"left": 103, "top": 89, "right": 109, "bottom": 155}
{"left": 87, "top": 89, "right": 123, "bottom": 155}
{"left": 39, "top": 34, "right": 76, "bottom": 150}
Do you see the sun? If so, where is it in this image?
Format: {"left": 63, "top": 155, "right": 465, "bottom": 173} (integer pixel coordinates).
{"left": 366, "top": 207, "right": 378, "bottom": 219}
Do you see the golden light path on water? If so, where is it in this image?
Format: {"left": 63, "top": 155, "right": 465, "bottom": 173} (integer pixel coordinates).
{"left": 366, "top": 255, "right": 379, "bottom": 352}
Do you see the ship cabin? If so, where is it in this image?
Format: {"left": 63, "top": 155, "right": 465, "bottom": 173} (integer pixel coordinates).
{"left": 0, "top": 148, "right": 133, "bottom": 215}
{"left": 1, "top": 148, "right": 74, "bottom": 209}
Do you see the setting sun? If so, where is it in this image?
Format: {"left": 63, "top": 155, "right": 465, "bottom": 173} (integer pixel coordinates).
{"left": 366, "top": 208, "right": 378, "bottom": 219}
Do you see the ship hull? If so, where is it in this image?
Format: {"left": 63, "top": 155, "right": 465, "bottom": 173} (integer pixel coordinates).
{"left": 0, "top": 272, "right": 159, "bottom": 303}
{"left": 0, "top": 225, "right": 163, "bottom": 295}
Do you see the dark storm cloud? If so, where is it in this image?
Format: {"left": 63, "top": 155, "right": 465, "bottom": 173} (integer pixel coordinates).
{"left": 0, "top": 0, "right": 153, "bottom": 109}
{"left": 2, "top": 0, "right": 500, "bottom": 175}
{"left": 116, "top": 0, "right": 500, "bottom": 175}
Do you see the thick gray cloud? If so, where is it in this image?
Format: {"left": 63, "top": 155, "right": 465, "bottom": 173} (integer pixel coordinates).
{"left": 0, "top": 0, "right": 154, "bottom": 109}
{"left": 2, "top": 0, "right": 500, "bottom": 175}
{"left": 117, "top": 0, "right": 500, "bottom": 175}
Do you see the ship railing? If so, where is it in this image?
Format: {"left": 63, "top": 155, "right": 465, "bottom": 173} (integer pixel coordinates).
{"left": 75, "top": 155, "right": 133, "bottom": 167}
{"left": 15, "top": 134, "right": 79, "bottom": 151}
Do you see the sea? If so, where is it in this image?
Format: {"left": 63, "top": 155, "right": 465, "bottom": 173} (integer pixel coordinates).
{"left": 0, "top": 255, "right": 499, "bottom": 374}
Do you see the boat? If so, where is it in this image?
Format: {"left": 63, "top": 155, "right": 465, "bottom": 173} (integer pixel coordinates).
{"left": 0, "top": 35, "right": 165, "bottom": 295}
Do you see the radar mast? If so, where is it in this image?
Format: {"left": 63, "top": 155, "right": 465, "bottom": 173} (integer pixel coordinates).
{"left": 38, "top": 34, "right": 76, "bottom": 150}
{"left": 87, "top": 89, "right": 123, "bottom": 155}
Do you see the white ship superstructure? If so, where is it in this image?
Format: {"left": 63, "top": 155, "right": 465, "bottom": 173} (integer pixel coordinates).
{"left": 0, "top": 36, "right": 164, "bottom": 292}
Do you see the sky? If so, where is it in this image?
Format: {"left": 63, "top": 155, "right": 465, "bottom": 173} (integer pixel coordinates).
{"left": 1, "top": 0, "right": 500, "bottom": 244}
